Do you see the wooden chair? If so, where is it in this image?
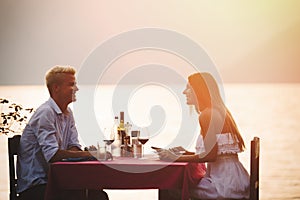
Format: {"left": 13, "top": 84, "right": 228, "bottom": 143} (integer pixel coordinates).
{"left": 8, "top": 135, "right": 21, "bottom": 200}
{"left": 250, "top": 137, "right": 260, "bottom": 200}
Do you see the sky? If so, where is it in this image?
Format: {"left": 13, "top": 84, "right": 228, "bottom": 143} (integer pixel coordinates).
{"left": 0, "top": 0, "right": 300, "bottom": 85}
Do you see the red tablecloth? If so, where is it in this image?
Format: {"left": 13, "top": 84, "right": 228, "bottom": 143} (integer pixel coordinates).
{"left": 45, "top": 157, "right": 202, "bottom": 200}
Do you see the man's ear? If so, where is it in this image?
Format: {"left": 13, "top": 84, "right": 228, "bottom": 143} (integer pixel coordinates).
{"left": 52, "top": 83, "right": 60, "bottom": 93}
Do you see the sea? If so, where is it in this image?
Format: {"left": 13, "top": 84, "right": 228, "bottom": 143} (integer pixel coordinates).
{"left": 1, "top": 83, "right": 300, "bottom": 200}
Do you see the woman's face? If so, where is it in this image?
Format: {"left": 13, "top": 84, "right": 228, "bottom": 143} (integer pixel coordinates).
{"left": 183, "top": 84, "right": 197, "bottom": 106}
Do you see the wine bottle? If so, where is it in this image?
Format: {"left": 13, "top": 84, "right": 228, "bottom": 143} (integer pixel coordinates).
{"left": 112, "top": 116, "right": 120, "bottom": 156}
{"left": 113, "top": 116, "right": 119, "bottom": 140}
{"left": 118, "top": 111, "right": 126, "bottom": 145}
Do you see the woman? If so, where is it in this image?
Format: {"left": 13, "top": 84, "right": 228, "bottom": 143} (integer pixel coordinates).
{"left": 158, "top": 72, "right": 250, "bottom": 199}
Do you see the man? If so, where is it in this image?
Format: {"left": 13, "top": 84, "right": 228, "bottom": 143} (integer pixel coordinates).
{"left": 17, "top": 65, "right": 108, "bottom": 200}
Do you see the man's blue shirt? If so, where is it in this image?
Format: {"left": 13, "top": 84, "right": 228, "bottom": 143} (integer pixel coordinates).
{"left": 17, "top": 98, "right": 81, "bottom": 193}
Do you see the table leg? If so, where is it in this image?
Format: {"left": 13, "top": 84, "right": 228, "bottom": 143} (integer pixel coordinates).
{"left": 158, "top": 189, "right": 176, "bottom": 200}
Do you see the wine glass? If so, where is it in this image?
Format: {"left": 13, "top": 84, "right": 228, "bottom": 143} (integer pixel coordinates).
{"left": 103, "top": 128, "right": 115, "bottom": 153}
{"left": 138, "top": 127, "right": 150, "bottom": 157}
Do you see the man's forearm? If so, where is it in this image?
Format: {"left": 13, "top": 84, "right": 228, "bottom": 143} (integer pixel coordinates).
{"left": 68, "top": 146, "right": 82, "bottom": 151}
{"left": 49, "top": 149, "right": 91, "bottom": 163}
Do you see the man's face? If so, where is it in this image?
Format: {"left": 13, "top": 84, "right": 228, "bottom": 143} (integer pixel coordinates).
{"left": 56, "top": 73, "right": 79, "bottom": 104}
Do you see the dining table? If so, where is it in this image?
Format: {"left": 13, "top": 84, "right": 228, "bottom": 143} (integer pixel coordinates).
{"left": 45, "top": 155, "right": 201, "bottom": 200}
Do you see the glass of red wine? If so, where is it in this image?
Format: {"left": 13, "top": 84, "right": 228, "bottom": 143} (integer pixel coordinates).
{"left": 138, "top": 127, "right": 149, "bottom": 158}
{"left": 103, "top": 128, "right": 115, "bottom": 154}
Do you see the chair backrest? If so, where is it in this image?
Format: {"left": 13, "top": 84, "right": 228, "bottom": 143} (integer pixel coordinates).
{"left": 250, "top": 137, "right": 260, "bottom": 200}
{"left": 8, "top": 135, "right": 21, "bottom": 200}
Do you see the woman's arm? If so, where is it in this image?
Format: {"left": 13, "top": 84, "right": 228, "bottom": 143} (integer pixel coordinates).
{"left": 169, "top": 146, "right": 195, "bottom": 155}
{"left": 159, "top": 108, "right": 220, "bottom": 163}
{"left": 158, "top": 143, "right": 217, "bottom": 163}
{"left": 177, "top": 143, "right": 217, "bottom": 162}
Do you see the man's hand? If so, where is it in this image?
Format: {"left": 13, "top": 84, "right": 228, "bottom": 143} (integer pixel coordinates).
{"left": 86, "top": 147, "right": 113, "bottom": 161}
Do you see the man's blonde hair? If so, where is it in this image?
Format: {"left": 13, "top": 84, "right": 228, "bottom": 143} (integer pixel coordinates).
{"left": 45, "top": 65, "right": 76, "bottom": 90}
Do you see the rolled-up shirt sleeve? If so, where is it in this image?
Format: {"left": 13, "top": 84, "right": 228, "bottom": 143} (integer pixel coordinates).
{"left": 35, "top": 109, "right": 59, "bottom": 162}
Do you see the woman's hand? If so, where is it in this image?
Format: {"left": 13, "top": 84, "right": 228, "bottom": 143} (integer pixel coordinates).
{"left": 169, "top": 146, "right": 187, "bottom": 155}
{"left": 158, "top": 149, "right": 180, "bottom": 162}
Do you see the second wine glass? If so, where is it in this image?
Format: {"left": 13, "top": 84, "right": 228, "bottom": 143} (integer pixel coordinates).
{"left": 138, "top": 127, "right": 150, "bottom": 158}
